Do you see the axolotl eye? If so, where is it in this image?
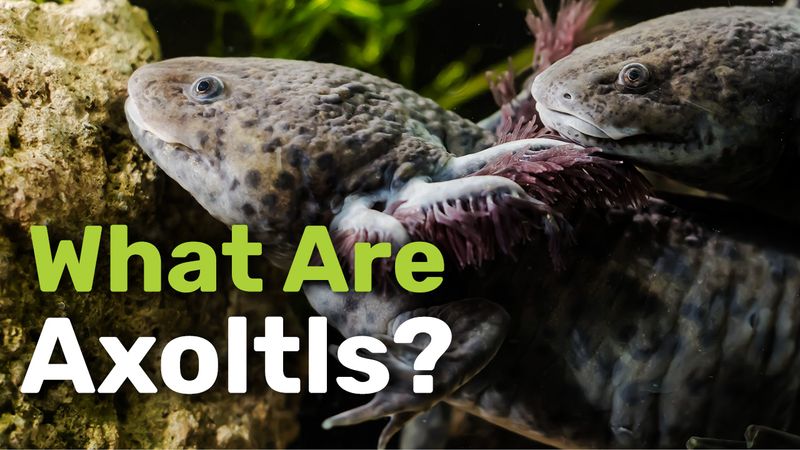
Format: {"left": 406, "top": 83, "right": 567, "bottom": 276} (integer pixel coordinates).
{"left": 190, "top": 76, "right": 225, "bottom": 102}
{"left": 617, "top": 63, "right": 651, "bottom": 92}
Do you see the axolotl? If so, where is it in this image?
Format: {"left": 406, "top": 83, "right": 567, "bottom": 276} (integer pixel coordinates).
{"left": 125, "top": 57, "right": 800, "bottom": 448}
{"left": 532, "top": 3, "right": 800, "bottom": 220}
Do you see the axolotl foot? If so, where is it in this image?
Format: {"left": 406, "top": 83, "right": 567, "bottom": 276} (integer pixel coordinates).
{"left": 322, "top": 299, "right": 509, "bottom": 449}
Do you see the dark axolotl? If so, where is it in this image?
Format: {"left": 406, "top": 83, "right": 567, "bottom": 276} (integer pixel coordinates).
{"left": 531, "top": 2, "right": 800, "bottom": 221}
{"left": 125, "top": 57, "right": 800, "bottom": 448}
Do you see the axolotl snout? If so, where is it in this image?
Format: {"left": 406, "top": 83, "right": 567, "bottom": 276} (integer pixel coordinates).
{"left": 532, "top": 5, "right": 800, "bottom": 197}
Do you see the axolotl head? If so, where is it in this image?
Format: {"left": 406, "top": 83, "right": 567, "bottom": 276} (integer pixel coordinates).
{"left": 531, "top": 7, "right": 800, "bottom": 191}
{"left": 126, "top": 57, "right": 325, "bottom": 244}
{"left": 125, "top": 57, "right": 426, "bottom": 250}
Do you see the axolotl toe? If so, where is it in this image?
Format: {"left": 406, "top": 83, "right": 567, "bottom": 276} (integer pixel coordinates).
{"left": 531, "top": 4, "right": 800, "bottom": 217}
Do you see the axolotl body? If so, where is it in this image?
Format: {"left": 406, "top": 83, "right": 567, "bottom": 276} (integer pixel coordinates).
{"left": 126, "top": 56, "right": 800, "bottom": 448}
{"left": 532, "top": 4, "right": 800, "bottom": 219}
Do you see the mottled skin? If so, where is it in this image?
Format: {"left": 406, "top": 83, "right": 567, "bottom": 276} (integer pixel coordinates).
{"left": 126, "top": 57, "right": 800, "bottom": 448}
{"left": 532, "top": 6, "right": 800, "bottom": 201}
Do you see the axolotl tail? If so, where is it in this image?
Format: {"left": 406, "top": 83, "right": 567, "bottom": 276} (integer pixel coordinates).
{"left": 450, "top": 198, "right": 800, "bottom": 448}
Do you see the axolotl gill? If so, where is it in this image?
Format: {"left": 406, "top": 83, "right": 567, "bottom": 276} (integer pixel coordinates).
{"left": 126, "top": 54, "right": 800, "bottom": 447}
{"left": 532, "top": 3, "right": 800, "bottom": 217}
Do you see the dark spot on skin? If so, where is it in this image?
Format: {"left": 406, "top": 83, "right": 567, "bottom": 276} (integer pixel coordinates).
{"left": 275, "top": 171, "right": 295, "bottom": 190}
{"left": 246, "top": 170, "right": 261, "bottom": 188}
{"left": 316, "top": 152, "right": 335, "bottom": 171}
{"left": 196, "top": 131, "right": 209, "bottom": 147}
{"left": 262, "top": 138, "right": 281, "bottom": 153}
{"left": 767, "top": 252, "right": 787, "bottom": 281}
{"left": 596, "top": 351, "right": 615, "bottom": 377}
{"left": 230, "top": 179, "right": 240, "bottom": 191}
{"left": 216, "top": 128, "right": 225, "bottom": 138}
{"left": 242, "top": 203, "right": 256, "bottom": 217}
{"left": 242, "top": 119, "right": 258, "bottom": 128}
{"left": 748, "top": 311, "right": 759, "bottom": 329}
{"left": 288, "top": 145, "right": 305, "bottom": 167}
{"left": 261, "top": 193, "right": 277, "bottom": 208}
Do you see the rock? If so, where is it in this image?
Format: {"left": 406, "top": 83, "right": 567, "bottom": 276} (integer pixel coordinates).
{"left": 0, "top": 0, "right": 160, "bottom": 232}
{"left": 0, "top": 0, "right": 300, "bottom": 447}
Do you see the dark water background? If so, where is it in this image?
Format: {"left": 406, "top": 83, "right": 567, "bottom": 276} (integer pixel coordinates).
{"left": 125, "top": 0, "right": 783, "bottom": 447}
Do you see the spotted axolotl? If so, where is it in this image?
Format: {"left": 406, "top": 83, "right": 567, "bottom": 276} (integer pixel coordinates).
{"left": 125, "top": 57, "right": 800, "bottom": 448}
{"left": 531, "top": 2, "right": 800, "bottom": 220}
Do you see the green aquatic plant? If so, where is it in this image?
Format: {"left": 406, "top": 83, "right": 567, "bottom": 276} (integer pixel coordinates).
{"left": 189, "top": 0, "right": 438, "bottom": 86}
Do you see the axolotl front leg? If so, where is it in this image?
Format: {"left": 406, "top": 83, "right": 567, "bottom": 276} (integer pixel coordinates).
{"left": 331, "top": 137, "right": 648, "bottom": 270}
{"left": 303, "top": 283, "right": 510, "bottom": 449}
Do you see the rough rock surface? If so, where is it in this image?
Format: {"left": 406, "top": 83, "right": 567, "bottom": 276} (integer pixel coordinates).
{"left": 0, "top": 0, "right": 299, "bottom": 447}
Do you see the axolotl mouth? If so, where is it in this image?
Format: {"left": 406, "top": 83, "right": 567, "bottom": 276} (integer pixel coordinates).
{"left": 535, "top": 104, "right": 633, "bottom": 142}
{"left": 533, "top": 102, "right": 688, "bottom": 154}
{"left": 125, "top": 97, "right": 195, "bottom": 159}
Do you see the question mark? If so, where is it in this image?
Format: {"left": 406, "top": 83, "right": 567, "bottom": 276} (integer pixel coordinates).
{"left": 393, "top": 317, "right": 452, "bottom": 394}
